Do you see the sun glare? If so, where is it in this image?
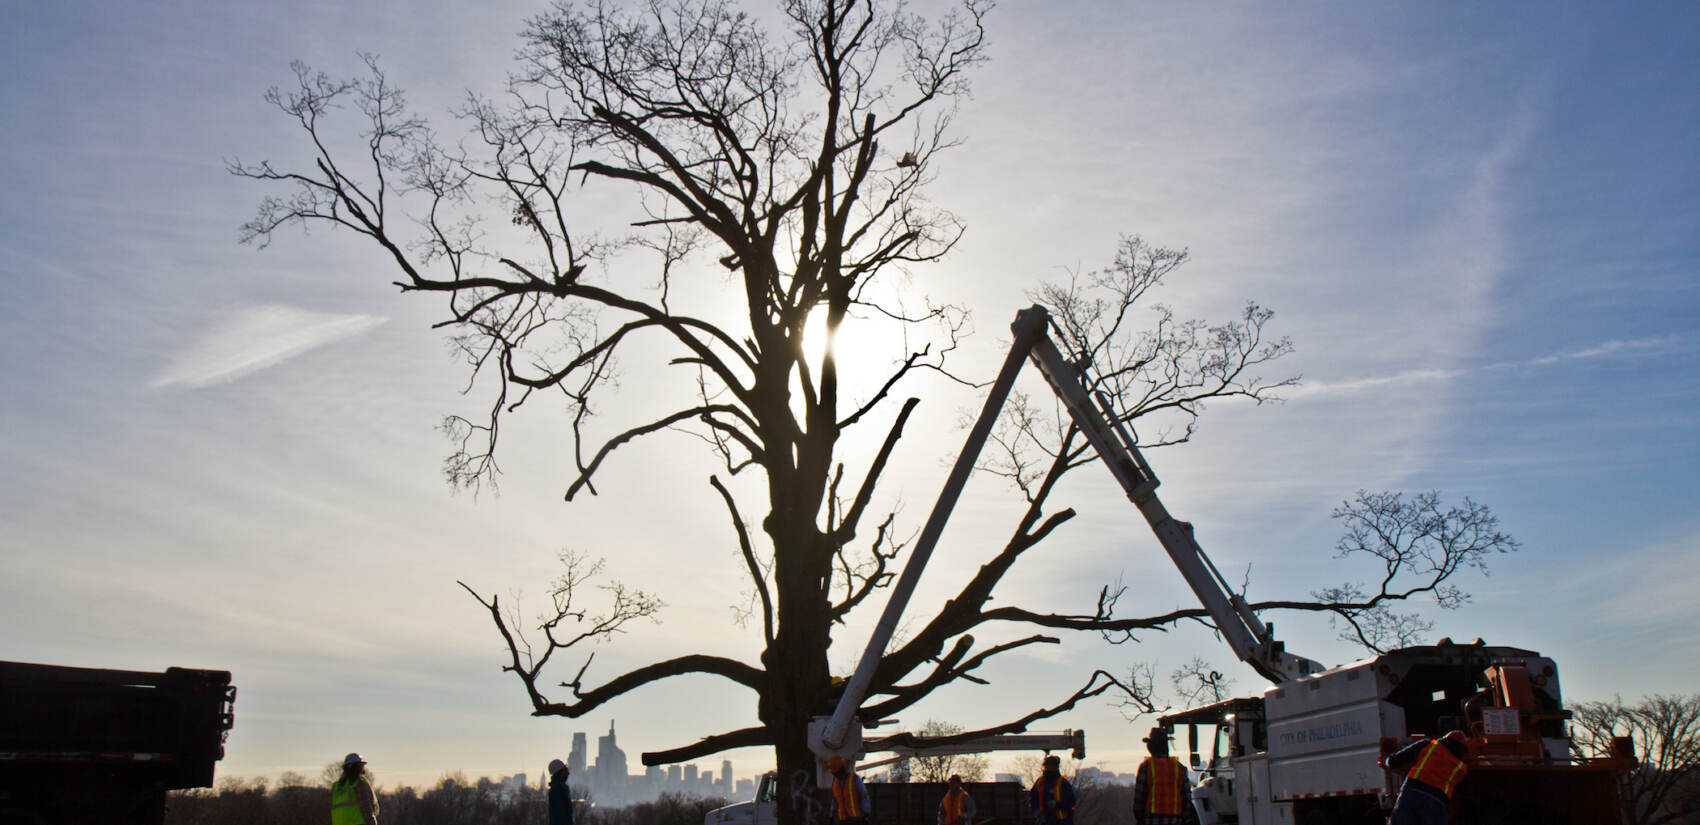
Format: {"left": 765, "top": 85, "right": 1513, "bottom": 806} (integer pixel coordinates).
{"left": 802, "top": 308, "right": 834, "bottom": 369}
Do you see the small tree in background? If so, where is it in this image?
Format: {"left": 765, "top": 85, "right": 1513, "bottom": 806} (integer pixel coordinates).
{"left": 1571, "top": 695, "right": 1700, "bottom": 825}
{"left": 909, "top": 720, "right": 988, "bottom": 782}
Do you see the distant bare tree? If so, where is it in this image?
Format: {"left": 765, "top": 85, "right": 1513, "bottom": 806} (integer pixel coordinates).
{"left": 1171, "top": 657, "right": 1234, "bottom": 708}
{"left": 1571, "top": 695, "right": 1700, "bottom": 825}
{"left": 910, "top": 720, "right": 990, "bottom": 783}
{"left": 1310, "top": 491, "right": 1519, "bottom": 653}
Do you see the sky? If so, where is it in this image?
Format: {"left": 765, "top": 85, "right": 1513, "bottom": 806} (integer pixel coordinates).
{"left": 2, "top": 0, "right": 1697, "bottom": 793}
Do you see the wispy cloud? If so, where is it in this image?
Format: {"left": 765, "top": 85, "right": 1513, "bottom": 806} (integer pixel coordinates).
{"left": 1528, "top": 335, "right": 1681, "bottom": 366}
{"left": 1562, "top": 527, "right": 1700, "bottom": 631}
{"left": 150, "top": 304, "right": 387, "bottom": 390}
{"left": 1290, "top": 333, "right": 1685, "bottom": 402}
{"left": 1286, "top": 368, "right": 1465, "bottom": 399}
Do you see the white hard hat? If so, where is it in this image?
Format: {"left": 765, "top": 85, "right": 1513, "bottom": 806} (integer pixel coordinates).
{"left": 344, "top": 753, "right": 366, "bottom": 766}
{"left": 550, "top": 759, "right": 567, "bottom": 775}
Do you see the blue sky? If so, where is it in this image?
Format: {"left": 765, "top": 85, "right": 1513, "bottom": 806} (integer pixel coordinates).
{"left": 2, "top": 0, "right": 1696, "bottom": 790}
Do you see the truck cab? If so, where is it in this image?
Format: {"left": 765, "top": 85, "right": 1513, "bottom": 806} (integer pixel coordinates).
{"left": 704, "top": 772, "right": 780, "bottom": 825}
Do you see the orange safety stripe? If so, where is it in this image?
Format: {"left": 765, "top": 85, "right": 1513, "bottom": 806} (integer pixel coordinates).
{"left": 943, "top": 790, "right": 968, "bottom": 824}
{"left": 1145, "top": 757, "right": 1185, "bottom": 815}
{"left": 1408, "top": 740, "right": 1468, "bottom": 798}
{"left": 1044, "top": 776, "right": 1070, "bottom": 819}
{"left": 833, "top": 775, "right": 864, "bottom": 819}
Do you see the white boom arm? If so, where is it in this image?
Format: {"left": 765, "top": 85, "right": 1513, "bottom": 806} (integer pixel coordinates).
{"left": 814, "top": 306, "right": 1316, "bottom": 776}
{"left": 854, "top": 730, "right": 1086, "bottom": 772}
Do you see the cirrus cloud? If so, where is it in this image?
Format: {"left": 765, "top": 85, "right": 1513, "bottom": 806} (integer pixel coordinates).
{"left": 150, "top": 304, "right": 387, "bottom": 390}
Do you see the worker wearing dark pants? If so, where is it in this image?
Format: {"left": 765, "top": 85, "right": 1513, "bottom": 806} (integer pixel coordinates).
{"left": 1133, "top": 730, "right": 1198, "bottom": 825}
{"left": 1384, "top": 731, "right": 1469, "bottom": 825}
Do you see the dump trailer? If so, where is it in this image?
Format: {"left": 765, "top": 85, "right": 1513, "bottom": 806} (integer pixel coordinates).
{"left": 0, "top": 660, "right": 235, "bottom": 825}
{"left": 705, "top": 773, "right": 1028, "bottom": 825}
{"left": 1160, "top": 640, "right": 1637, "bottom": 825}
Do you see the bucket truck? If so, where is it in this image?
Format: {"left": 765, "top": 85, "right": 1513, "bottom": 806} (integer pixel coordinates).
{"left": 810, "top": 306, "right": 1635, "bottom": 824}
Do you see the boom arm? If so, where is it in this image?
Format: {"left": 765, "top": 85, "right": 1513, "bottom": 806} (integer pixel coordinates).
{"left": 1011, "top": 306, "right": 1321, "bottom": 684}
{"left": 855, "top": 730, "right": 1086, "bottom": 772}
{"left": 815, "top": 305, "right": 1315, "bottom": 773}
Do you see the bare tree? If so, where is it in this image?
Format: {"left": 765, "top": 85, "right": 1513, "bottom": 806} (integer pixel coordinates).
{"left": 1310, "top": 491, "right": 1520, "bottom": 653}
{"left": 233, "top": 3, "right": 1511, "bottom": 823}
{"left": 1572, "top": 695, "right": 1700, "bottom": 825}
{"left": 1170, "top": 658, "right": 1234, "bottom": 709}
{"left": 909, "top": 720, "right": 989, "bottom": 783}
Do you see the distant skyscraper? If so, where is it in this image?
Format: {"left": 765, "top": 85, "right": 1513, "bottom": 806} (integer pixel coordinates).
{"left": 569, "top": 732, "right": 588, "bottom": 778}
{"left": 685, "top": 763, "right": 699, "bottom": 786}
{"left": 595, "top": 720, "right": 629, "bottom": 800}
{"left": 721, "top": 760, "right": 733, "bottom": 793}
{"left": 668, "top": 764, "right": 682, "bottom": 785}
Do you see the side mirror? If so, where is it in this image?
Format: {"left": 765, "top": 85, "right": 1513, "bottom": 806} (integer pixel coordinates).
{"left": 1189, "top": 753, "right": 1201, "bottom": 769}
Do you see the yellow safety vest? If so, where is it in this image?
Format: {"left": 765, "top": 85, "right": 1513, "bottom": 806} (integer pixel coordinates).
{"left": 331, "top": 777, "right": 372, "bottom": 825}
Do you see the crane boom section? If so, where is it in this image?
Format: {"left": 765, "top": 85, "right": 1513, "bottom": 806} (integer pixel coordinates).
{"left": 1015, "top": 307, "right": 1319, "bottom": 684}
{"left": 819, "top": 305, "right": 1313, "bottom": 772}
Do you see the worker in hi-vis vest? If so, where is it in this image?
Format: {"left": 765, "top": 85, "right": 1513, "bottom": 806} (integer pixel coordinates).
{"left": 1028, "top": 754, "right": 1076, "bottom": 825}
{"left": 1133, "top": 730, "right": 1198, "bottom": 825}
{"left": 1385, "top": 730, "right": 1471, "bottom": 825}
{"left": 330, "top": 752, "right": 379, "bottom": 825}
{"left": 938, "top": 774, "right": 977, "bottom": 825}
{"left": 828, "top": 755, "right": 871, "bottom": 825}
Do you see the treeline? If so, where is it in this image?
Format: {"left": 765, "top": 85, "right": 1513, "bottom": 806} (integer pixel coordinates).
{"left": 166, "top": 776, "right": 728, "bottom": 825}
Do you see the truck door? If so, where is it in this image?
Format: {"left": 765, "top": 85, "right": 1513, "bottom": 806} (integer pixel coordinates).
{"left": 1233, "top": 753, "right": 1277, "bottom": 825}
{"left": 755, "top": 774, "right": 779, "bottom": 825}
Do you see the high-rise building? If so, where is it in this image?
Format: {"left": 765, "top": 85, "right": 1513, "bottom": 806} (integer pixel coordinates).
{"left": 569, "top": 732, "right": 588, "bottom": 778}
{"left": 721, "top": 760, "right": 733, "bottom": 793}
{"left": 668, "top": 764, "right": 682, "bottom": 786}
{"left": 684, "top": 763, "right": 699, "bottom": 786}
{"left": 595, "top": 720, "right": 630, "bottom": 800}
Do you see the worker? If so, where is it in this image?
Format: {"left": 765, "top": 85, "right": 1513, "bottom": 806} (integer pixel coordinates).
{"left": 1384, "top": 730, "right": 1470, "bottom": 825}
{"left": 548, "top": 758, "right": 573, "bottom": 825}
{"left": 1027, "top": 754, "right": 1076, "bottom": 825}
{"left": 827, "top": 755, "right": 871, "bottom": 825}
{"left": 330, "top": 752, "right": 379, "bottom": 825}
{"left": 1132, "top": 729, "right": 1198, "bottom": 825}
{"left": 938, "top": 773, "right": 977, "bottom": 825}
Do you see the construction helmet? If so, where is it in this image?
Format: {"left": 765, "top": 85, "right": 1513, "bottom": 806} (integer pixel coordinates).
{"left": 343, "top": 753, "right": 366, "bottom": 766}
{"left": 550, "top": 759, "right": 567, "bottom": 775}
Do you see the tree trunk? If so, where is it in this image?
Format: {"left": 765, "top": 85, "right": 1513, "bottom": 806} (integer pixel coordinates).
{"left": 762, "top": 511, "right": 834, "bottom": 825}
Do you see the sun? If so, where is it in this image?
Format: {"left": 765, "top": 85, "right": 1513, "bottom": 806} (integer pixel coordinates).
{"left": 801, "top": 307, "right": 877, "bottom": 374}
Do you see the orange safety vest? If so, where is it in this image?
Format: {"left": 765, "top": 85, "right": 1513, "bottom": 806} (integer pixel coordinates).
{"left": 1142, "top": 756, "right": 1186, "bottom": 816}
{"left": 833, "top": 774, "right": 865, "bottom": 820}
{"left": 942, "top": 790, "right": 970, "bottom": 824}
{"left": 1407, "top": 740, "right": 1468, "bottom": 799}
{"left": 1039, "top": 775, "right": 1071, "bottom": 819}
